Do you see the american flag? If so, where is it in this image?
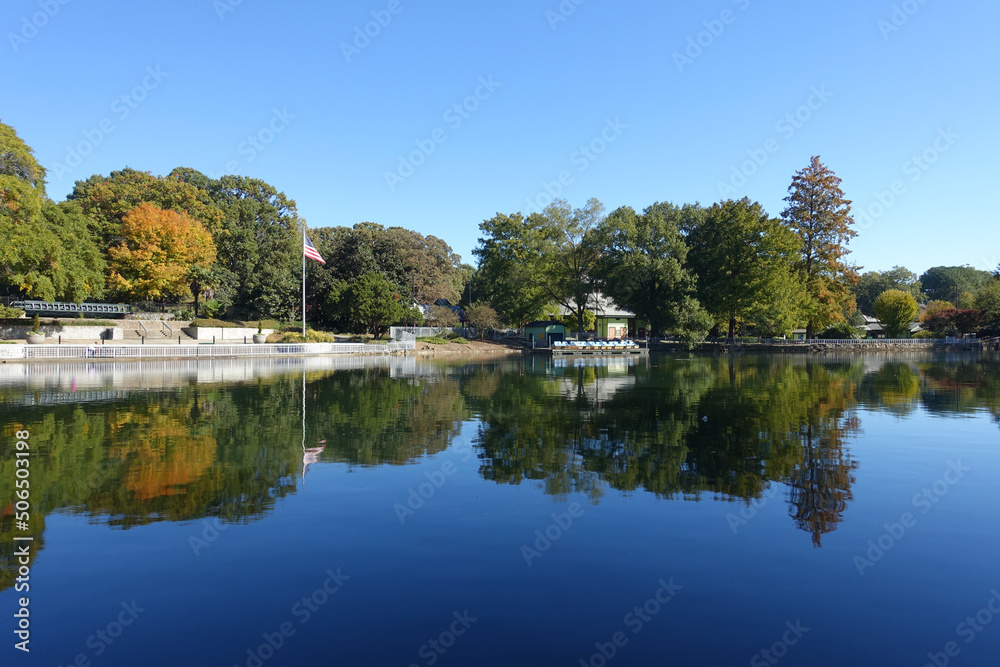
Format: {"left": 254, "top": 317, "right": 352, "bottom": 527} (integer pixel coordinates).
{"left": 304, "top": 234, "right": 326, "bottom": 264}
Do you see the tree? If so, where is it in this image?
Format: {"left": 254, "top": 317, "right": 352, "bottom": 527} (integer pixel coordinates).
{"left": 557, "top": 309, "right": 595, "bottom": 332}
{"left": 474, "top": 212, "right": 550, "bottom": 325}
{"left": 536, "top": 198, "right": 605, "bottom": 335}
{"left": 37, "top": 200, "right": 106, "bottom": 302}
{"left": 0, "top": 121, "right": 46, "bottom": 223}
{"left": 922, "top": 308, "right": 986, "bottom": 336}
{"left": 920, "top": 266, "right": 993, "bottom": 303}
{"left": 465, "top": 303, "right": 502, "bottom": 339}
{"left": 0, "top": 123, "right": 105, "bottom": 301}
{"left": 208, "top": 176, "right": 302, "bottom": 319}
{"left": 1, "top": 121, "right": 47, "bottom": 296}
{"left": 69, "top": 167, "right": 224, "bottom": 251}
{"left": 873, "top": 289, "right": 918, "bottom": 338}
{"left": 474, "top": 199, "right": 604, "bottom": 333}
{"left": 686, "top": 198, "right": 803, "bottom": 338}
{"left": 781, "top": 156, "right": 858, "bottom": 338}
{"left": 307, "top": 223, "right": 412, "bottom": 328}
{"left": 920, "top": 300, "right": 955, "bottom": 323}
{"left": 854, "top": 266, "right": 922, "bottom": 315}
{"left": 384, "top": 227, "right": 463, "bottom": 304}
{"left": 426, "top": 305, "right": 460, "bottom": 326}
{"left": 340, "top": 272, "right": 410, "bottom": 337}
{"left": 974, "top": 281, "right": 1000, "bottom": 336}
{"left": 591, "top": 203, "right": 711, "bottom": 340}
{"left": 107, "top": 203, "right": 216, "bottom": 301}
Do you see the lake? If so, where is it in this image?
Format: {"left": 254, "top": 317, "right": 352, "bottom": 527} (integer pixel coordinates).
{"left": 1, "top": 352, "right": 999, "bottom": 666}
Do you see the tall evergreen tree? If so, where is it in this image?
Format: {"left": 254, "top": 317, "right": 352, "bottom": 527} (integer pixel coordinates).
{"left": 781, "top": 156, "right": 858, "bottom": 338}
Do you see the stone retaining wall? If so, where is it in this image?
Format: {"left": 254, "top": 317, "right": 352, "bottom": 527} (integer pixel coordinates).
{"left": 180, "top": 326, "right": 275, "bottom": 341}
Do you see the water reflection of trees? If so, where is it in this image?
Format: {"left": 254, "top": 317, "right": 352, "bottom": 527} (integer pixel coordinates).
{"left": 470, "top": 357, "right": 864, "bottom": 547}
{"left": 3, "top": 353, "right": 999, "bottom": 590}
{"left": 0, "top": 369, "right": 466, "bottom": 591}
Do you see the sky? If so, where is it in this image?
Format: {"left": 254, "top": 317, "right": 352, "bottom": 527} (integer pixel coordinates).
{"left": 2, "top": 0, "right": 998, "bottom": 276}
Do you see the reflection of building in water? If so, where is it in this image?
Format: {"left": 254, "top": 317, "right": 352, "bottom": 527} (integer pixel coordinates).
{"left": 548, "top": 356, "right": 638, "bottom": 404}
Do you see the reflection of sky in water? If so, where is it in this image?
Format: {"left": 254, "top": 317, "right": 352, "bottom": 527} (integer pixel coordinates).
{"left": 1, "top": 353, "right": 999, "bottom": 666}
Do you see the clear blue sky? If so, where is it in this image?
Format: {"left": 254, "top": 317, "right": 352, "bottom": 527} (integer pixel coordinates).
{"left": 3, "top": 0, "right": 997, "bottom": 276}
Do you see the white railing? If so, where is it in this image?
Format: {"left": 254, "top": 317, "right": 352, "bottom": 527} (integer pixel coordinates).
{"left": 18, "top": 341, "right": 415, "bottom": 360}
{"left": 774, "top": 338, "right": 938, "bottom": 345}
{"left": 375, "top": 332, "right": 416, "bottom": 352}
{"left": 391, "top": 326, "right": 448, "bottom": 339}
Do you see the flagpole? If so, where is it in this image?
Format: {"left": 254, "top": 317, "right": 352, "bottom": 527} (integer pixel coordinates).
{"left": 302, "top": 223, "right": 306, "bottom": 338}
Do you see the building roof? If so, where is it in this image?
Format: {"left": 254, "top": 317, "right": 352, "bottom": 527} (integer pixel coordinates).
{"left": 559, "top": 293, "right": 635, "bottom": 319}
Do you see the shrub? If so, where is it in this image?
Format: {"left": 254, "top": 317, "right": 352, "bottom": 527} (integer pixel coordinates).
{"left": 274, "top": 330, "right": 338, "bottom": 343}
{"left": 820, "top": 322, "right": 861, "bottom": 339}
{"left": 191, "top": 318, "right": 241, "bottom": 328}
{"left": 0, "top": 305, "right": 25, "bottom": 318}
{"left": 417, "top": 336, "right": 452, "bottom": 345}
{"left": 201, "top": 299, "right": 223, "bottom": 318}
{"left": 913, "top": 330, "right": 942, "bottom": 339}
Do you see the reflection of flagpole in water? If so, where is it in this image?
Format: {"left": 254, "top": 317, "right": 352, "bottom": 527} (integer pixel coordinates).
{"left": 301, "top": 369, "right": 306, "bottom": 486}
{"left": 301, "top": 368, "right": 326, "bottom": 488}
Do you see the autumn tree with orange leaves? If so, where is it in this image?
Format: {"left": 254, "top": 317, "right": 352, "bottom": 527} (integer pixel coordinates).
{"left": 107, "top": 203, "right": 216, "bottom": 301}
{"left": 782, "top": 156, "right": 859, "bottom": 338}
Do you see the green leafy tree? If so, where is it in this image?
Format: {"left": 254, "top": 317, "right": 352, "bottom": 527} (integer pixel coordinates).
{"left": 208, "top": 176, "right": 302, "bottom": 319}
{"left": 974, "top": 281, "right": 1000, "bottom": 335}
{"left": 37, "top": 200, "right": 106, "bottom": 302}
{"left": 307, "top": 223, "right": 411, "bottom": 329}
{"left": 0, "top": 123, "right": 106, "bottom": 301}
{"left": 474, "top": 199, "right": 604, "bottom": 334}
{"left": 919, "top": 266, "right": 993, "bottom": 303}
{"left": 854, "top": 266, "right": 922, "bottom": 315}
{"left": 686, "top": 198, "right": 804, "bottom": 338}
{"left": 339, "top": 272, "right": 410, "bottom": 337}
{"left": 473, "top": 212, "right": 550, "bottom": 325}
{"left": 536, "top": 198, "right": 605, "bottom": 334}
{"left": 384, "top": 227, "right": 463, "bottom": 304}
{"left": 557, "top": 309, "right": 595, "bottom": 332}
{"left": 873, "top": 289, "right": 919, "bottom": 338}
{"left": 0, "top": 121, "right": 46, "bottom": 223}
{"left": 782, "top": 156, "right": 859, "bottom": 338}
{"left": 591, "top": 203, "right": 711, "bottom": 340}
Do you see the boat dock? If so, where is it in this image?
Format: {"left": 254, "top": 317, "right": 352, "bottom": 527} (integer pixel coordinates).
{"left": 539, "top": 341, "right": 649, "bottom": 357}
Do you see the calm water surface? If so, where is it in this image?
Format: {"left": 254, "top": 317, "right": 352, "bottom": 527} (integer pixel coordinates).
{"left": 1, "top": 353, "right": 999, "bottom": 666}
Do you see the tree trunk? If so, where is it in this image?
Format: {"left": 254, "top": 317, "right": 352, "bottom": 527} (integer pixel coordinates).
{"left": 728, "top": 317, "right": 736, "bottom": 340}
{"left": 806, "top": 321, "right": 814, "bottom": 339}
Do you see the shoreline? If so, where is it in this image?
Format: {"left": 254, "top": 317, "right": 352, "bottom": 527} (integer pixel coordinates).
{"left": 2, "top": 338, "right": 996, "bottom": 363}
